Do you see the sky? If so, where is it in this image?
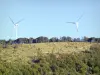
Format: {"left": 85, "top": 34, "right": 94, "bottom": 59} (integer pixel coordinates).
{"left": 0, "top": 0, "right": 100, "bottom": 40}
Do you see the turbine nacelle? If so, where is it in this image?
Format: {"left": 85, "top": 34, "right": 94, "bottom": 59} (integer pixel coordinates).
{"left": 66, "top": 14, "right": 83, "bottom": 32}
{"left": 14, "top": 24, "right": 18, "bottom": 29}
{"left": 9, "top": 17, "right": 23, "bottom": 39}
{"left": 75, "top": 22, "right": 79, "bottom": 25}
{"left": 15, "top": 24, "right": 18, "bottom": 26}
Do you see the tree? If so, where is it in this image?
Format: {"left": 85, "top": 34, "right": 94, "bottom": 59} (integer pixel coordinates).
{"left": 49, "top": 37, "right": 59, "bottom": 42}
{"left": 6, "top": 39, "right": 13, "bottom": 45}
{"left": 73, "top": 38, "right": 80, "bottom": 42}
{"left": 16, "top": 38, "right": 29, "bottom": 44}
{"left": 29, "top": 38, "right": 34, "bottom": 43}
{"left": 36, "top": 36, "right": 49, "bottom": 43}
{"left": 66, "top": 36, "right": 72, "bottom": 42}
{"left": 60, "top": 36, "right": 67, "bottom": 42}
{"left": 87, "top": 37, "right": 95, "bottom": 43}
{"left": 82, "top": 36, "right": 88, "bottom": 42}
{"left": 43, "top": 37, "right": 49, "bottom": 42}
{"left": 0, "top": 40, "right": 6, "bottom": 44}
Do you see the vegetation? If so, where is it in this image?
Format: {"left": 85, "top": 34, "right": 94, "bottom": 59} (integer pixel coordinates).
{"left": 0, "top": 36, "right": 100, "bottom": 44}
{"left": 0, "top": 42, "right": 100, "bottom": 75}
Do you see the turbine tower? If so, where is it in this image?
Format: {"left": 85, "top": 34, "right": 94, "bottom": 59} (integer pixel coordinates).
{"left": 9, "top": 17, "right": 23, "bottom": 39}
{"left": 66, "top": 14, "right": 83, "bottom": 32}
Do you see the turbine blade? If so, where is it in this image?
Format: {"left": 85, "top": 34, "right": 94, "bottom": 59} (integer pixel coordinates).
{"left": 9, "top": 17, "right": 15, "bottom": 25}
{"left": 16, "top": 19, "right": 24, "bottom": 24}
{"left": 77, "top": 14, "right": 84, "bottom": 22}
{"left": 66, "top": 22, "right": 75, "bottom": 23}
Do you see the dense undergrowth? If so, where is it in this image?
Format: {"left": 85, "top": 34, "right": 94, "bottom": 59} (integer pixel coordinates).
{"left": 0, "top": 43, "right": 100, "bottom": 75}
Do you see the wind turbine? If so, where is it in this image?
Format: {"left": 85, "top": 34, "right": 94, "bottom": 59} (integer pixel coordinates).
{"left": 9, "top": 17, "right": 23, "bottom": 39}
{"left": 66, "top": 14, "right": 83, "bottom": 32}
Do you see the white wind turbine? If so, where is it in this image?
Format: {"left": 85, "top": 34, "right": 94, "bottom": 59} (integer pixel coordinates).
{"left": 9, "top": 17, "right": 23, "bottom": 39}
{"left": 66, "top": 14, "right": 83, "bottom": 32}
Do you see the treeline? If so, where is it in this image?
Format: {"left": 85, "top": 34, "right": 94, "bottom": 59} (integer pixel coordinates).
{"left": 0, "top": 36, "right": 100, "bottom": 44}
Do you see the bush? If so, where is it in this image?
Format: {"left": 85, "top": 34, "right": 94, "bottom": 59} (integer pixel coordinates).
{"left": 93, "top": 66, "right": 100, "bottom": 73}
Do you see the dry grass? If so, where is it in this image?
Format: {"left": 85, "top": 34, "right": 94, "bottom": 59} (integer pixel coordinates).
{"left": 0, "top": 42, "right": 94, "bottom": 64}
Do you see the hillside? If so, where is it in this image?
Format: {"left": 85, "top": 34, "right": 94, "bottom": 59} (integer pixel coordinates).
{"left": 0, "top": 42, "right": 100, "bottom": 75}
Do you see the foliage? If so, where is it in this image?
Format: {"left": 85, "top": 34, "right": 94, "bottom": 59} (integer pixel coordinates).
{"left": 0, "top": 43, "right": 100, "bottom": 75}
{"left": 1, "top": 36, "right": 100, "bottom": 44}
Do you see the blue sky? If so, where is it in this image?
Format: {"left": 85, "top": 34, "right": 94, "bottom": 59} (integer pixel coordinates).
{"left": 0, "top": 0, "right": 100, "bottom": 40}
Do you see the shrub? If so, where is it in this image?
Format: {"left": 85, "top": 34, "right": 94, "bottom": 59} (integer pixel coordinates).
{"left": 93, "top": 66, "right": 100, "bottom": 73}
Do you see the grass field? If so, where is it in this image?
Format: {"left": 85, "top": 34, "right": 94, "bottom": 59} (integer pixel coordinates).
{"left": 0, "top": 42, "right": 93, "bottom": 64}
